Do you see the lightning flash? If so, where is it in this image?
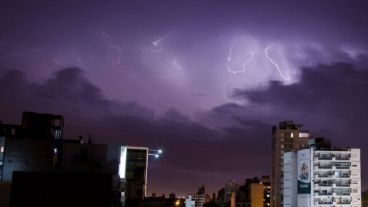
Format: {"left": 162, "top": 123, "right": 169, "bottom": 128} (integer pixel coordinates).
{"left": 264, "top": 45, "right": 291, "bottom": 80}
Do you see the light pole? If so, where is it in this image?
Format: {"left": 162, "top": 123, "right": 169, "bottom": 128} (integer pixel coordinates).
{"left": 148, "top": 148, "right": 163, "bottom": 158}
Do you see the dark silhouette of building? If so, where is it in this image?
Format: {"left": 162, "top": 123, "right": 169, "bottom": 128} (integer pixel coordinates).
{"left": 0, "top": 112, "right": 151, "bottom": 207}
{"left": 138, "top": 194, "right": 184, "bottom": 207}
{"left": 10, "top": 171, "right": 113, "bottom": 207}
{"left": 21, "top": 112, "right": 64, "bottom": 140}
{"left": 1, "top": 112, "right": 64, "bottom": 181}
{"left": 124, "top": 146, "right": 149, "bottom": 206}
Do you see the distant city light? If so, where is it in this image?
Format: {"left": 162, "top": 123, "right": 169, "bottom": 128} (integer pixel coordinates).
{"left": 158, "top": 149, "right": 163, "bottom": 154}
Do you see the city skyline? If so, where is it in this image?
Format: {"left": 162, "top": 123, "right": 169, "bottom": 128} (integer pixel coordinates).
{"left": 0, "top": 0, "right": 368, "bottom": 196}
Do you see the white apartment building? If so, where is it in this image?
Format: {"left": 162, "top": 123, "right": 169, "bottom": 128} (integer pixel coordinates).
{"left": 283, "top": 147, "right": 361, "bottom": 207}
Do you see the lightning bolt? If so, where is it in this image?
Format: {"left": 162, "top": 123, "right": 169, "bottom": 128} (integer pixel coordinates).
{"left": 152, "top": 35, "right": 168, "bottom": 47}
{"left": 264, "top": 45, "right": 291, "bottom": 80}
{"left": 227, "top": 41, "right": 236, "bottom": 62}
{"left": 101, "top": 30, "right": 123, "bottom": 65}
{"left": 226, "top": 41, "right": 256, "bottom": 74}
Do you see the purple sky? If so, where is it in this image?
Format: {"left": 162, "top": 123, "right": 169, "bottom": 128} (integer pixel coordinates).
{"left": 1, "top": 0, "right": 368, "bottom": 195}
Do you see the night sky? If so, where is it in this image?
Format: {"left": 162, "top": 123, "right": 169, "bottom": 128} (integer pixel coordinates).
{"left": 1, "top": 0, "right": 368, "bottom": 195}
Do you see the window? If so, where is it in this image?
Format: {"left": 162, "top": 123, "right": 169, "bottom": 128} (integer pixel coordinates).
{"left": 0, "top": 146, "right": 3, "bottom": 153}
{"left": 299, "top": 132, "right": 309, "bottom": 138}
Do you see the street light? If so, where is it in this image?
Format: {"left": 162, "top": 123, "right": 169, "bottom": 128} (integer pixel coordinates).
{"left": 148, "top": 148, "right": 163, "bottom": 158}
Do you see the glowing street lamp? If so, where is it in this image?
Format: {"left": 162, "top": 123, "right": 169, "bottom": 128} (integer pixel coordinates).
{"left": 148, "top": 148, "right": 163, "bottom": 158}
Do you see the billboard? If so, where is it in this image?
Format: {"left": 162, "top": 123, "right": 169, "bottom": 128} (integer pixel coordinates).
{"left": 297, "top": 149, "right": 311, "bottom": 207}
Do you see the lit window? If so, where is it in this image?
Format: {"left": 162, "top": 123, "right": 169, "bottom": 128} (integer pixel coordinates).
{"left": 0, "top": 146, "right": 4, "bottom": 153}
{"left": 290, "top": 133, "right": 293, "bottom": 138}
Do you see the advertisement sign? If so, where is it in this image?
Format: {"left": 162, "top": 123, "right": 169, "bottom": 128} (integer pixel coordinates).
{"left": 297, "top": 149, "right": 311, "bottom": 207}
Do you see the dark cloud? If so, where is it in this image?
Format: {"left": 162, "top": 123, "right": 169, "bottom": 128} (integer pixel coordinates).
{"left": 224, "top": 61, "right": 368, "bottom": 189}
{"left": 0, "top": 67, "right": 273, "bottom": 194}
{"left": 1, "top": 0, "right": 368, "bottom": 195}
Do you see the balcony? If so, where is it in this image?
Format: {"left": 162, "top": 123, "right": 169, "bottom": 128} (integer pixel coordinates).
{"left": 335, "top": 166, "right": 350, "bottom": 169}
{"left": 318, "top": 165, "right": 333, "bottom": 169}
{"left": 319, "top": 156, "right": 333, "bottom": 160}
{"left": 315, "top": 181, "right": 334, "bottom": 187}
{"left": 315, "top": 192, "right": 333, "bottom": 196}
{"left": 335, "top": 182, "right": 351, "bottom": 187}
{"left": 335, "top": 200, "right": 351, "bottom": 205}
{"left": 335, "top": 157, "right": 350, "bottom": 161}
{"left": 317, "top": 201, "right": 333, "bottom": 205}
{"left": 335, "top": 173, "right": 350, "bottom": 178}
{"left": 335, "top": 192, "right": 351, "bottom": 196}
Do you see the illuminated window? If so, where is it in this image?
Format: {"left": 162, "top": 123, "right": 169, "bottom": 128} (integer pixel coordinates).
{"left": 0, "top": 146, "right": 3, "bottom": 153}
{"left": 299, "top": 133, "right": 309, "bottom": 138}
{"left": 290, "top": 133, "right": 294, "bottom": 138}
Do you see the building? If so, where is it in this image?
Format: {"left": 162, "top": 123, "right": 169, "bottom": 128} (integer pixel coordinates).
{"left": 61, "top": 142, "right": 149, "bottom": 206}
{"left": 235, "top": 176, "right": 271, "bottom": 207}
{"left": 272, "top": 121, "right": 311, "bottom": 207}
{"left": 193, "top": 185, "right": 206, "bottom": 207}
{"left": 10, "top": 171, "right": 113, "bottom": 207}
{"left": 138, "top": 194, "right": 185, "bottom": 207}
{"left": 283, "top": 147, "right": 361, "bottom": 207}
{"left": 262, "top": 176, "right": 271, "bottom": 207}
{"left": 185, "top": 195, "right": 195, "bottom": 207}
{"left": 1, "top": 112, "right": 64, "bottom": 181}
{"left": 120, "top": 146, "right": 149, "bottom": 206}
{"left": 226, "top": 180, "right": 239, "bottom": 203}
{"left": 0, "top": 112, "right": 152, "bottom": 207}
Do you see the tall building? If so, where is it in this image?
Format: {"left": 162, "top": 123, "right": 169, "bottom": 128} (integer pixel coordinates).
{"left": 283, "top": 147, "right": 361, "bottom": 207}
{"left": 62, "top": 143, "right": 149, "bottom": 206}
{"left": 119, "top": 146, "right": 149, "bottom": 206}
{"left": 272, "top": 121, "right": 311, "bottom": 207}
{"left": 262, "top": 176, "right": 272, "bottom": 207}
{"left": 193, "top": 185, "right": 206, "bottom": 207}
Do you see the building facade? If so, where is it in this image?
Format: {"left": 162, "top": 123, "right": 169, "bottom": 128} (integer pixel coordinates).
{"left": 0, "top": 112, "right": 64, "bottom": 181}
{"left": 119, "top": 146, "right": 149, "bottom": 206}
{"left": 272, "top": 121, "right": 311, "bottom": 207}
{"left": 283, "top": 148, "right": 361, "bottom": 207}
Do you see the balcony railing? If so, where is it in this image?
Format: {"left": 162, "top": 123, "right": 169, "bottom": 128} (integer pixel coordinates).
{"left": 335, "top": 192, "right": 351, "bottom": 196}
{"left": 315, "top": 192, "right": 333, "bottom": 196}
{"left": 318, "top": 165, "right": 333, "bottom": 169}
{"left": 335, "top": 200, "right": 351, "bottom": 205}
{"left": 336, "top": 166, "right": 350, "bottom": 169}
{"left": 335, "top": 156, "right": 351, "bottom": 160}
{"left": 318, "top": 183, "right": 334, "bottom": 187}
{"left": 336, "top": 173, "right": 350, "bottom": 178}
{"left": 335, "top": 182, "right": 351, "bottom": 187}
{"left": 317, "top": 201, "right": 333, "bottom": 205}
{"left": 319, "top": 156, "right": 333, "bottom": 160}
